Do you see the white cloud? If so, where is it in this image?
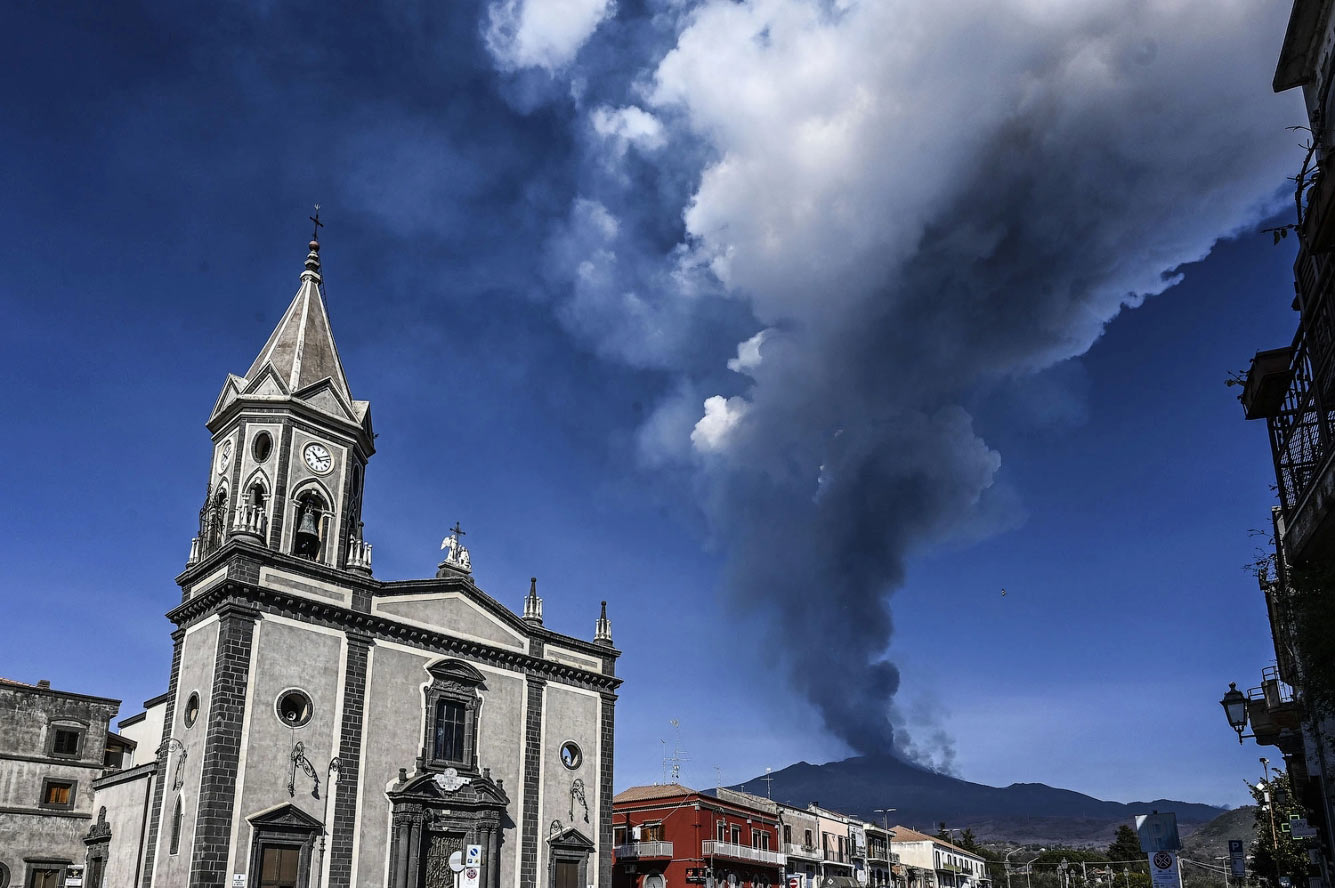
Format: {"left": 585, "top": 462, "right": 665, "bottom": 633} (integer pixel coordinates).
{"left": 485, "top": 0, "right": 615, "bottom": 72}
{"left": 591, "top": 105, "right": 667, "bottom": 152}
{"left": 691, "top": 394, "right": 750, "bottom": 453}
{"left": 726, "top": 328, "right": 771, "bottom": 375}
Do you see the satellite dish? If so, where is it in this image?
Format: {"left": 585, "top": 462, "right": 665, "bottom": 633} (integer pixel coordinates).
{"left": 450, "top": 852, "right": 465, "bottom": 874}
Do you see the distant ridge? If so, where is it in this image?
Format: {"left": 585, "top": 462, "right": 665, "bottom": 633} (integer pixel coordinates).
{"left": 731, "top": 755, "right": 1226, "bottom": 846}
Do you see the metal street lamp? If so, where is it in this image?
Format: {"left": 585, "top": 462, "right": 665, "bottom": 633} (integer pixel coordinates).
{"left": 1220, "top": 683, "right": 1249, "bottom": 743}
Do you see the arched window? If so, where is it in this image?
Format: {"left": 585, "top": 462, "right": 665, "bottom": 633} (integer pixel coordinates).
{"left": 292, "top": 491, "right": 328, "bottom": 560}
{"left": 249, "top": 482, "right": 267, "bottom": 511}
{"left": 169, "top": 796, "right": 183, "bottom": 855}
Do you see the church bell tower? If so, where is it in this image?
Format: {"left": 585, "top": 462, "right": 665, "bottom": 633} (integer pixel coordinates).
{"left": 189, "top": 227, "right": 375, "bottom": 574}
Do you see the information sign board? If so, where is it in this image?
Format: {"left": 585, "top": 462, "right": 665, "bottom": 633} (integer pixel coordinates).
{"left": 1228, "top": 840, "right": 1245, "bottom": 877}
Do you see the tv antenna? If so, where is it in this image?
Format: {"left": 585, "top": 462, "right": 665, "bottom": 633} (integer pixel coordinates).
{"left": 665, "top": 719, "right": 688, "bottom": 783}
{"left": 762, "top": 767, "right": 773, "bottom": 799}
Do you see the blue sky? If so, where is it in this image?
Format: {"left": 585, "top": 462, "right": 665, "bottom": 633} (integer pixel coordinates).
{"left": 0, "top": 0, "right": 1306, "bottom": 808}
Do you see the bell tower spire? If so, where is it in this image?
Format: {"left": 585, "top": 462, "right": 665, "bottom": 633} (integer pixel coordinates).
{"left": 192, "top": 214, "right": 375, "bottom": 574}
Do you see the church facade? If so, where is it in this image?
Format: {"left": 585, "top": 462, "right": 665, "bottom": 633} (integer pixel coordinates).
{"left": 96, "top": 235, "right": 620, "bottom": 888}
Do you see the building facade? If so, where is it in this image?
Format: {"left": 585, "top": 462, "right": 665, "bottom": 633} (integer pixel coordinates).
{"left": 95, "top": 234, "right": 622, "bottom": 888}
{"left": 1237, "top": 2, "right": 1335, "bottom": 886}
{"left": 881, "top": 829, "right": 985, "bottom": 888}
{"left": 611, "top": 785, "right": 784, "bottom": 888}
{"left": 0, "top": 678, "right": 124, "bottom": 888}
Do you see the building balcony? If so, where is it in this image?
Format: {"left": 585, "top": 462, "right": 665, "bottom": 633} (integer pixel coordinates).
{"left": 615, "top": 842, "right": 674, "bottom": 860}
{"left": 823, "top": 851, "right": 850, "bottom": 865}
{"left": 786, "top": 844, "right": 822, "bottom": 861}
{"left": 702, "top": 841, "right": 785, "bottom": 867}
{"left": 1245, "top": 666, "right": 1304, "bottom": 754}
{"left": 1242, "top": 244, "right": 1335, "bottom": 563}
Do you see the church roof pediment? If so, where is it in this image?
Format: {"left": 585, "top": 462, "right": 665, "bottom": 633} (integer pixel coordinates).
{"left": 293, "top": 377, "right": 357, "bottom": 422}
{"left": 241, "top": 363, "right": 291, "bottom": 398}
{"left": 208, "top": 374, "right": 246, "bottom": 422}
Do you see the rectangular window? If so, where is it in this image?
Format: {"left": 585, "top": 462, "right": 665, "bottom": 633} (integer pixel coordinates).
{"left": 51, "top": 727, "right": 82, "bottom": 757}
{"left": 718, "top": 820, "right": 727, "bottom": 842}
{"left": 642, "top": 822, "right": 664, "bottom": 842}
{"left": 783, "top": 825, "right": 792, "bottom": 844}
{"left": 27, "top": 868, "right": 63, "bottom": 888}
{"left": 730, "top": 825, "right": 741, "bottom": 845}
{"left": 753, "top": 829, "right": 762, "bottom": 848}
{"left": 433, "top": 700, "right": 467, "bottom": 762}
{"left": 614, "top": 827, "right": 626, "bottom": 846}
{"left": 805, "top": 830, "right": 813, "bottom": 848}
{"left": 258, "top": 846, "right": 302, "bottom": 888}
{"left": 760, "top": 832, "right": 771, "bottom": 851}
{"left": 40, "top": 778, "right": 75, "bottom": 809}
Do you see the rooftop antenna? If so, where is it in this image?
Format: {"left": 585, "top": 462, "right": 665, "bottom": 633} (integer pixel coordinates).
{"left": 763, "top": 767, "right": 773, "bottom": 799}
{"left": 668, "top": 719, "right": 688, "bottom": 783}
{"left": 660, "top": 739, "right": 668, "bottom": 785}
{"left": 714, "top": 765, "right": 722, "bottom": 792}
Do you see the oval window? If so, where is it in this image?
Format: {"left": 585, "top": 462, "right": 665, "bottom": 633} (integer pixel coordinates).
{"left": 275, "top": 689, "right": 313, "bottom": 727}
{"left": 560, "top": 741, "right": 582, "bottom": 770}
{"left": 183, "top": 692, "right": 201, "bottom": 728}
{"left": 252, "top": 431, "right": 273, "bottom": 462}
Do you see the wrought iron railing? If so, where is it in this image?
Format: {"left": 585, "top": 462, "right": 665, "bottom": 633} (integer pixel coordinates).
{"left": 702, "top": 841, "right": 785, "bottom": 865}
{"left": 615, "top": 841, "right": 673, "bottom": 859}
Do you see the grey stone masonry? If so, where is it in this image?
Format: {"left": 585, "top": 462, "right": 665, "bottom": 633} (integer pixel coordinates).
{"left": 520, "top": 677, "right": 546, "bottom": 888}
{"left": 327, "top": 632, "right": 372, "bottom": 888}
{"left": 140, "top": 628, "right": 186, "bottom": 888}
{"left": 598, "top": 693, "right": 616, "bottom": 888}
{"left": 188, "top": 604, "right": 258, "bottom": 888}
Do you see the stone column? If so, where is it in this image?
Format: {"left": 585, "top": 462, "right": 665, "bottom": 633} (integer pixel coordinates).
{"left": 140, "top": 628, "right": 186, "bottom": 888}
{"left": 488, "top": 824, "right": 502, "bottom": 888}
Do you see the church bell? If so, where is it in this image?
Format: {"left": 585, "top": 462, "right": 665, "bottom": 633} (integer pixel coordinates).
{"left": 295, "top": 509, "right": 321, "bottom": 552}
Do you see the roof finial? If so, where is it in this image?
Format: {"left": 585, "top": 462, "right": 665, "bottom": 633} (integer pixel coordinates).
{"left": 594, "top": 600, "right": 613, "bottom": 646}
{"left": 303, "top": 205, "right": 324, "bottom": 280}
{"left": 523, "top": 576, "right": 544, "bottom": 624}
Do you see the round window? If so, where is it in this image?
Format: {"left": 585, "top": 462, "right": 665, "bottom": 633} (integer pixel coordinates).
{"left": 0, "top": 861, "right": 10, "bottom": 888}
{"left": 183, "top": 692, "right": 200, "bottom": 728}
{"left": 645, "top": 875, "right": 666, "bottom": 888}
{"left": 275, "top": 689, "right": 313, "bottom": 727}
{"left": 560, "top": 741, "right": 582, "bottom": 770}
{"left": 252, "top": 431, "right": 273, "bottom": 462}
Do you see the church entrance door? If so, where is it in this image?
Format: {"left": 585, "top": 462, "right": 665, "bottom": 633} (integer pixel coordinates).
{"left": 555, "top": 860, "right": 581, "bottom": 888}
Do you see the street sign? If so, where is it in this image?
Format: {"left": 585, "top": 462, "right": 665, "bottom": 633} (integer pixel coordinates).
{"left": 1149, "top": 851, "right": 1182, "bottom": 888}
{"left": 1228, "top": 840, "right": 1245, "bottom": 877}
{"left": 1136, "top": 814, "right": 1182, "bottom": 853}
{"left": 1290, "top": 818, "right": 1318, "bottom": 839}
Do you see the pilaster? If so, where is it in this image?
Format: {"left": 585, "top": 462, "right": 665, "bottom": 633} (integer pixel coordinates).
{"left": 328, "top": 631, "right": 373, "bottom": 888}
{"left": 140, "top": 627, "right": 186, "bottom": 888}
{"left": 521, "top": 676, "right": 547, "bottom": 888}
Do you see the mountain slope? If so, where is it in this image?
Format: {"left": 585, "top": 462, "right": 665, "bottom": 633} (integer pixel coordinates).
{"left": 733, "top": 755, "right": 1226, "bottom": 845}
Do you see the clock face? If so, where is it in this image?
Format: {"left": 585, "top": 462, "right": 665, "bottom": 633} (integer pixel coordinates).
{"left": 216, "top": 439, "right": 233, "bottom": 474}
{"left": 303, "top": 442, "right": 333, "bottom": 473}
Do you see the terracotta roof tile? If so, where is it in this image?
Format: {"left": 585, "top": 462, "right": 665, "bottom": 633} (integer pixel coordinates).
{"left": 614, "top": 784, "right": 697, "bottom": 803}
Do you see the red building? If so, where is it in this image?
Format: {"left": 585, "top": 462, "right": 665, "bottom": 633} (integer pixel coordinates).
{"left": 613, "top": 785, "right": 786, "bottom": 888}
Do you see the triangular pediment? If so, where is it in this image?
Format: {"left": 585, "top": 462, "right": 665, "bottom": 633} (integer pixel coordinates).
{"left": 209, "top": 375, "right": 245, "bottom": 421}
{"left": 550, "top": 827, "right": 595, "bottom": 851}
{"left": 373, "top": 591, "right": 528, "bottom": 651}
{"left": 247, "top": 803, "right": 323, "bottom": 831}
{"left": 242, "top": 363, "right": 290, "bottom": 398}
{"left": 293, "top": 377, "right": 356, "bottom": 422}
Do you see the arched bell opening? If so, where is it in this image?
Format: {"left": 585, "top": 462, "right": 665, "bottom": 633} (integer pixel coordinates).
{"left": 290, "top": 487, "right": 331, "bottom": 562}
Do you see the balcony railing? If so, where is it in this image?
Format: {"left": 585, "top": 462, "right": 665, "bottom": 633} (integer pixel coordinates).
{"left": 347, "top": 537, "right": 373, "bottom": 572}
{"left": 785, "top": 844, "right": 821, "bottom": 860}
{"left": 615, "top": 842, "right": 673, "bottom": 859}
{"left": 823, "top": 850, "right": 849, "bottom": 864}
{"left": 1243, "top": 243, "right": 1335, "bottom": 560}
{"left": 702, "top": 841, "right": 784, "bottom": 866}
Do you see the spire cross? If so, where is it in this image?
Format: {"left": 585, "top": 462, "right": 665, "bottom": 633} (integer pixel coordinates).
{"left": 309, "top": 204, "right": 324, "bottom": 242}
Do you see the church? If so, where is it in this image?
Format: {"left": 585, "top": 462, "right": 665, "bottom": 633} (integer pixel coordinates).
{"left": 93, "top": 231, "right": 621, "bottom": 888}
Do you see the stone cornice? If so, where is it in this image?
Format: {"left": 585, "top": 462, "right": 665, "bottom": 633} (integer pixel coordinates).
{"left": 168, "top": 582, "right": 622, "bottom": 694}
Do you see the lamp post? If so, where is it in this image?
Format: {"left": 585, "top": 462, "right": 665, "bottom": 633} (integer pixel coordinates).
{"left": 1004, "top": 849, "right": 1024, "bottom": 888}
{"left": 1025, "top": 852, "right": 1045, "bottom": 888}
{"left": 1258, "top": 758, "right": 1282, "bottom": 888}
{"left": 875, "top": 810, "right": 896, "bottom": 888}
